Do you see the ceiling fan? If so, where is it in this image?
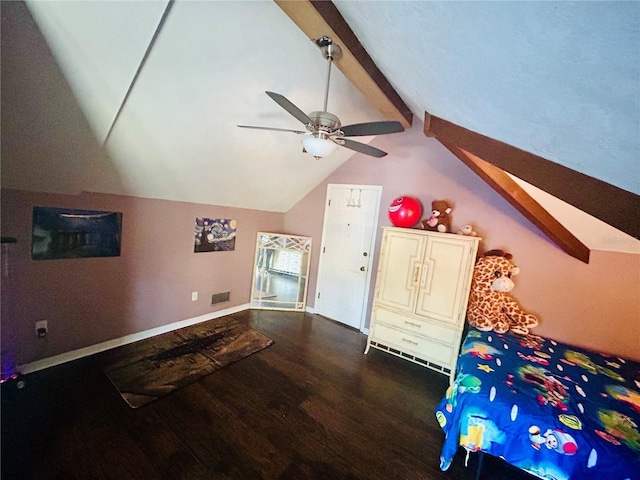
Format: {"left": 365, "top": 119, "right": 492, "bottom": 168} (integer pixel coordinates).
{"left": 238, "top": 36, "right": 405, "bottom": 159}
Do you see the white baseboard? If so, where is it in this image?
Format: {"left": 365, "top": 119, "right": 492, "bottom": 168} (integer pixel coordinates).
{"left": 18, "top": 303, "right": 251, "bottom": 375}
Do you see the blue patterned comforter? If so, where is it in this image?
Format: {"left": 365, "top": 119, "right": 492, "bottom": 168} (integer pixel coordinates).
{"left": 435, "top": 328, "right": 640, "bottom": 480}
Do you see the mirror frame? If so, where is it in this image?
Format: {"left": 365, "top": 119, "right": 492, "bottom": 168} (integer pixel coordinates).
{"left": 250, "top": 232, "right": 312, "bottom": 311}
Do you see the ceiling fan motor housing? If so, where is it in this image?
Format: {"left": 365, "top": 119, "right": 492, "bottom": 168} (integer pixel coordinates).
{"left": 308, "top": 111, "right": 341, "bottom": 132}
{"left": 238, "top": 36, "right": 401, "bottom": 158}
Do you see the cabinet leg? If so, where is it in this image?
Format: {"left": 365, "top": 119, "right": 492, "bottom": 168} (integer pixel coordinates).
{"left": 364, "top": 342, "right": 371, "bottom": 354}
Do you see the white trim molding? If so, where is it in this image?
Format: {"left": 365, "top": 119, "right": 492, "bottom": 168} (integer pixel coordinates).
{"left": 18, "top": 303, "right": 251, "bottom": 375}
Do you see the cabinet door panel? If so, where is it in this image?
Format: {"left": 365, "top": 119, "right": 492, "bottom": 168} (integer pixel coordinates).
{"left": 415, "top": 236, "right": 474, "bottom": 324}
{"left": 375, "top": 231, "right": 425, "bottom": 312}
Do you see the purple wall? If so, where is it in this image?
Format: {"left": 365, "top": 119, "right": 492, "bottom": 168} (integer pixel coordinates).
{"left": 0, "top": 2, "right": 288, "bottom": 368}
{"left": 4, "top": 127, "right": 638, "bottom": 367}
{"left": 284, "top": 123, "right": 640, "bottom": 361}
{"left": 2, "top": 1, "right": 636, "bottom": 368}
{"left": 1, "top": 188, "right": 283, "bottom": 365}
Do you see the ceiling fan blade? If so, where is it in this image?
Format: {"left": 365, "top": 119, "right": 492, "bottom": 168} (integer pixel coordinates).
{"left": 340, "top": 120, "right": 405, "bottom": 137}
{"left": 237, "top": 125, "right": 306, "bottom": 134}
{"left": 340, "top": 138, "right": 388, "bottom": 158}
{"left": 265, "top": 91, "right": 313, "bottom": 126}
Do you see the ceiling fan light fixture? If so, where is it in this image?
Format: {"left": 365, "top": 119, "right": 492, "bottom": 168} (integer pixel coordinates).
{"left": 301, "top": 134, "right": 338, "bottom": 159}
{"left": 240, "top": 38, "right": 398, "bottom": 159}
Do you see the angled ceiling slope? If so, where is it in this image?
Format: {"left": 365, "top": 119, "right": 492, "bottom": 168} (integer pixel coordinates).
{"left": 17, "top": 0, "right": 397, "bottom": 212}
{"left": 438, "top": 138, "right": 591, "bottom": 264}
{"left": 275, "top": 0, "right": 412, "bottom": 129}
{"left": 292, "top": 0, "right": 640, "bottom": 263}
{"left": 10, "top": 0, "right": 638, "bottom": 245}
{"left": 333, "top": 1, "right": 640, "bottom": 198}
{"left": 424, "top": 112, "right": 640, "bottom": 242}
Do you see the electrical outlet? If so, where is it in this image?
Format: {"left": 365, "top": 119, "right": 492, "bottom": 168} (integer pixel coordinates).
{"left": 191, "top": 291, "right": 198, "bottom": 301}
{"left": 35, "top": 320, "right": 48, "bottom": 338}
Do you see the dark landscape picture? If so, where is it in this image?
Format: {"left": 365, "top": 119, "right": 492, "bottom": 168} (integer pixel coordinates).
{"left": 31, "top": 206, "right": 122, "bottom": 260}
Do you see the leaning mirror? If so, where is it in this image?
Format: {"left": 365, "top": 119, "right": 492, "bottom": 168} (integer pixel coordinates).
{"left": 251, "top": 232, "right": 312, "bottom": 311}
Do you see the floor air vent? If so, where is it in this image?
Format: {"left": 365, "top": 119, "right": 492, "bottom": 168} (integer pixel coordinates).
{"left": 211, "top": 291, "right": 230, "bottom": 304}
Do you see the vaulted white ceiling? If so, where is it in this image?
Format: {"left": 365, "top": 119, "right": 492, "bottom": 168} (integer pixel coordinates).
{"left": 5, "top": 1, "right": 639, "bottom": 251}
{"left": 21, "top": 0, "right": 389, "bottom": 211}
{"left": 336, "top": 1, "right": 639, "bottom": 197}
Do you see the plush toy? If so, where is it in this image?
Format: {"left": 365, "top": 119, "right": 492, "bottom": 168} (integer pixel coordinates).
{"left": 466, "top": 250, "right": 539, "bottom": 335}
{"left": 457, "top": 224, "right": 477, "bottom": 236}
{"left": 421, "top": 200, "right": 453, "bottom": 233}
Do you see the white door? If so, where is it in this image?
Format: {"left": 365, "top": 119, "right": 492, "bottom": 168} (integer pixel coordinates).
{"left": 315, "top": 184, "right": 382, "bottom": 330}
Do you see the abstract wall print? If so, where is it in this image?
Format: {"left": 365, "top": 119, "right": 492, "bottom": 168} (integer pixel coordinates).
{"left": 31, "top": 207, "right": 122, "bottom": 260}
{"left": 194, "top": 218, "right": 236, "bottom": 252}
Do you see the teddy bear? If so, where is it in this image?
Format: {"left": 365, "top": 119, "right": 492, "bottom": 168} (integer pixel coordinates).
{"left": 466, "top": 250, "right": 539, "bottom": 335}
{"left": 456, "top": 224, "right": 477, "bottom": 236}
{"left": 421, "top": 200, "right": 453, "bottom": 233}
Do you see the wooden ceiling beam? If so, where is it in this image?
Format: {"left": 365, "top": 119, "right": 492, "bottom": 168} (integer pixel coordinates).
{"left": 274, "top": 0, "right": 412, "bottom": 128}
{"left": 443, "top": 142, "right": 591, "bottom": 263}
{"left": 425, "top": 111, "right": 640, "bottom": 240}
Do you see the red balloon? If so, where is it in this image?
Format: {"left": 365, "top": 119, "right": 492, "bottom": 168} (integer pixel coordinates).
{"left": 388, "top": 196, "right": 422, "bottom": 227}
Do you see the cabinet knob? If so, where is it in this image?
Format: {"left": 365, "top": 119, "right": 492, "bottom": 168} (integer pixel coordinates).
{"left": 360, "top": 266, "right": 366, "bottom": 271}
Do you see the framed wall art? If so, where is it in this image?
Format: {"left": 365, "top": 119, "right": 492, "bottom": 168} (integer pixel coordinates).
{"left": 194, "top": 218, "right": 236, "bottom": 252}
{"left": 31, "top": 206, "right": 122, "bottom": 260}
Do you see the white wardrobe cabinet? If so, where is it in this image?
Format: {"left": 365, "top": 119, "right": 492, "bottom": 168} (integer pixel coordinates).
{"left": 365, "top": 227, "right": 480, "bottom": 382}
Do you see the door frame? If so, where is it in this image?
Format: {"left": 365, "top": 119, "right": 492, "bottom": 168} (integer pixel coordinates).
{"left": 315, "top": 183, "right": 383, "bottom": 332}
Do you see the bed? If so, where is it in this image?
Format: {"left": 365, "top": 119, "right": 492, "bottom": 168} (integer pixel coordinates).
{"left": 435, "top": 327, "right": 640, "bottom": 480}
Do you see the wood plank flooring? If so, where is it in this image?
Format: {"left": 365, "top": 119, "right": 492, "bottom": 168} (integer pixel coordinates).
{"left": 1, "top": 310, "right": 535, "bottom": 480}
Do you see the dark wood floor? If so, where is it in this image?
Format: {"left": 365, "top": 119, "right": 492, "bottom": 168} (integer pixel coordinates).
{"left": 1, "top": 310, "right": 534, "bottom": 480}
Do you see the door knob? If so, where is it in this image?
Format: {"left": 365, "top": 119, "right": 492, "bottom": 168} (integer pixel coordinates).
{"left": 360, "top": 266, "right": 366, "bottom": 271}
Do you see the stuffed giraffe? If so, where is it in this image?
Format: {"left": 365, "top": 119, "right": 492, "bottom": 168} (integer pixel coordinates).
{"left": 467, "top": 250, "right": 539, "bottom": 335}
